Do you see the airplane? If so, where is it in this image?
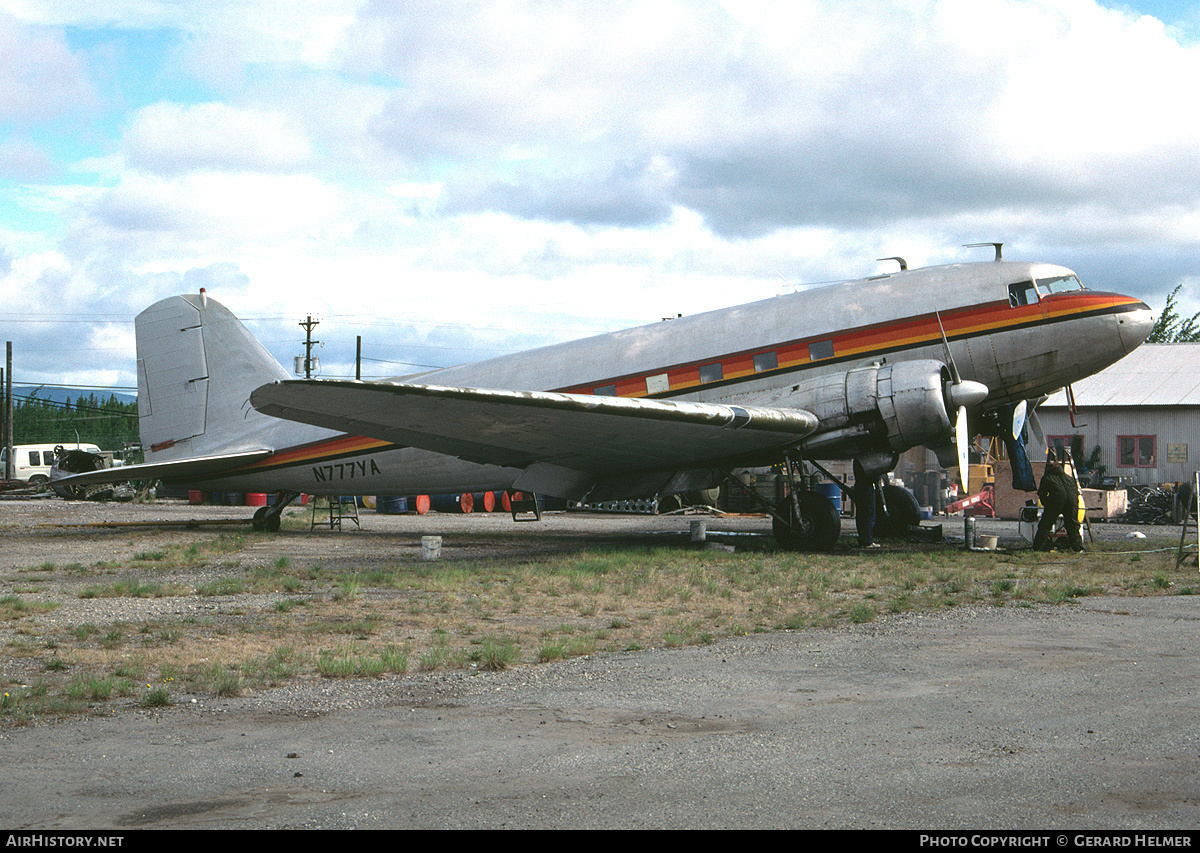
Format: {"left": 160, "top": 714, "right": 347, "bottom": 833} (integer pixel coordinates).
{"left": 56, "top": 243, "right": 1153, "bottom": 549}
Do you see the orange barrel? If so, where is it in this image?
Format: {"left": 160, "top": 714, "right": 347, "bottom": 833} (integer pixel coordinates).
{"left": 474, "top": 491, "right": 496, "bottom": 512}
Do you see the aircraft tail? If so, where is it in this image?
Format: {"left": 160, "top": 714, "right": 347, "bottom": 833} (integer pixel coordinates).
{"left": 136, "top": 290, "right": 292, "bottom": 464}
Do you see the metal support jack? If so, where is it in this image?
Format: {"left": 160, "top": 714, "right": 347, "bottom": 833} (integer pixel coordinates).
{"left": 311, "top": 494, "right": 361, "bottom": 531}
{"left": 509, "top": 491, "right": 541, "bottom": 522}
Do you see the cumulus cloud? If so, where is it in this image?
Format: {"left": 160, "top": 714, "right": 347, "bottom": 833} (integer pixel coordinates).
{"left": 0, "top": 11, "right": 95, "bottom": 121}
{"left": 4, "top": 0, "right": 1200, "bottom": 387}
{"left": 123, "top": 102, "right": 315, "bottom": 175}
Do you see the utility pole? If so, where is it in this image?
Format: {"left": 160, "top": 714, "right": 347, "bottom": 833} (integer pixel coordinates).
{"left": 299, "top": 316, "right": 319, "bottom": 379}
{"left": 356, "top": 335, "right": 362, "bottom": 381}
{"left": 5, "top": 342, "right": 12, "bottom": 481}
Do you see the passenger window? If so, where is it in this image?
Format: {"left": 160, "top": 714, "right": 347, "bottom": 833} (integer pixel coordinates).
{"left": 698, "top": 363, "right": 724, "bottom": 384}
{"left": 593, "top": 384, "right": 617, "bottom": 396}
{"left": 753, "top": 352, "right": 778, "bottom": 373}
{"left": 28, "top": 451, "right": 40, "bottom": 466}
{"left": 809, "top": 340, "right": 835, "bottom": 360}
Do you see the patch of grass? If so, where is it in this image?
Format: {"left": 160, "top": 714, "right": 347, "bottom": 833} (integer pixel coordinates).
{"left": 139, "top": 686, "right": 172, "bottom": 707}
{"left": 0, "top": 595, "right": 58, "bottom": 620}
{"left": 79, "top": 578, "right": 186, "bottom": 599}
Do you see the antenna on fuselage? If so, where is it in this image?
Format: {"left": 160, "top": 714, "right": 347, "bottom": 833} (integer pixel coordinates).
{"left": 877, "top": 256, "right": 907, "bottom": 271}
{"left": 964, "top": 242, "right": 1003, "bottom": 261}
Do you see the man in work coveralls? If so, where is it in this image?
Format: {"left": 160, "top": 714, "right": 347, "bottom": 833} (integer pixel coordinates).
{"left": 1033, "top": 460, "right": 1085, "bottom": 552}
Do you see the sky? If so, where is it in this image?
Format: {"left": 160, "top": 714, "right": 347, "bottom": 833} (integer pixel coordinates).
{"left": 2, "top": 0, "right": 1200, "bottom": 392}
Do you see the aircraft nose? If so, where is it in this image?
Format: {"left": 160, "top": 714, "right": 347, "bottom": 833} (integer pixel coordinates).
{"left": 1117, "top": 300, "right": 1154, "bottom": 354}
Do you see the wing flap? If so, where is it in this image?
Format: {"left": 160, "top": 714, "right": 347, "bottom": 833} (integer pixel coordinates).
{"left": 251, "top": 380, "right": 819, "bottom": 475}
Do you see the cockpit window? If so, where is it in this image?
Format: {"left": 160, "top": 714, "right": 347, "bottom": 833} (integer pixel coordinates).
{"left": 1008, "top": 281, "right": 1038, "bottom": 307}
{"left": 1035, "top": 274, "right": 1084, "bottom": 296}
{"left": 1009, "top": 275, "right": 1083, "bottom": 306}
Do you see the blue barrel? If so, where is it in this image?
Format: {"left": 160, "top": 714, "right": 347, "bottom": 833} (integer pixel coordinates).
{"left": 377, "top": 496, "right": 408, "bottom": 514}
{"left": 432, "top": 493, "right": 473, "bottom": 513}
{"left": 814, "top": 482, "right": 841, "bottom": 514}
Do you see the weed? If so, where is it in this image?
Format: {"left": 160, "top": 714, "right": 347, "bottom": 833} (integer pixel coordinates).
{"left": 139, "top": 686, "right": 172, "bottom": 707}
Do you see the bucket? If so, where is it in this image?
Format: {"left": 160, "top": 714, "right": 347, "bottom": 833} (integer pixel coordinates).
{"left": 188, "top": 490, "right": 204, "bottom": 505}
{"left": 421, "top": 535, "right": 442, "bottom": 560}
{"left": 246, "top": 493, "right": 268, "bottom": 507}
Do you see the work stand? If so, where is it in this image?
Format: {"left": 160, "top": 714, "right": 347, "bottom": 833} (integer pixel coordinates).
{"left": 311, "top": 496, "right": 361, "bottom": 531}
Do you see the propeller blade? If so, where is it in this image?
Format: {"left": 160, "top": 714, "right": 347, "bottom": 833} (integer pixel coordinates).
{"left": 1012, "top": 400, "right": 1027, "bottom": 441}
{"left": 1027, "top": 405, "right": 1044, "bottom": 448}
{"left": 956, "top": 405, "right": 971, "bottom": 493}
{"left": 936, "top": 310, "right": 961, "bottom": 385}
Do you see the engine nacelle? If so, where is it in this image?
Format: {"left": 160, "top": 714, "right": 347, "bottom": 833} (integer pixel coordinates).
{"left": 773, "top": 359, "right": 954, "bottom": 459}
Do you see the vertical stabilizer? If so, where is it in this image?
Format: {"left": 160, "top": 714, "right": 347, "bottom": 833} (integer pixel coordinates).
{"left": 136, "top": 294, "right": 291, "bottom": 462}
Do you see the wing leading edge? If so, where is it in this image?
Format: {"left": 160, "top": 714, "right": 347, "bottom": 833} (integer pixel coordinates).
{"left": 250, "top": 380, "right": 819, "bottom": 499}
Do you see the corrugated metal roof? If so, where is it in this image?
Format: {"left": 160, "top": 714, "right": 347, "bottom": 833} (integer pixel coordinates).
{"left": 1041, "top": 344, "right": 1200, "bottom": 408}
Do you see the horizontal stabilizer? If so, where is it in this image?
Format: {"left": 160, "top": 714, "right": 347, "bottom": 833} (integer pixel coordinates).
{"left": 52, "top": 449, "right": 274, "bottom": 487}
{"left": 251, "top": 380, "right": 819, "bottom": 475}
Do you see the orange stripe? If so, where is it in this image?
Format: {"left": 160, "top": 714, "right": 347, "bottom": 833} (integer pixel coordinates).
{"left": 563, "top": 293, "right": 1137, "bottom": 398}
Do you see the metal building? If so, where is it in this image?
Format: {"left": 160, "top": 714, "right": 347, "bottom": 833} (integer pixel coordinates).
{"left": 1038, "top": 344, "right": 1200, "bottom": 487}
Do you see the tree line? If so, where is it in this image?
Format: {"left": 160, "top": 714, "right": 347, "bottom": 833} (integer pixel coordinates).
{"left": 4, "top": 392, "right": 140, "bottom": 456}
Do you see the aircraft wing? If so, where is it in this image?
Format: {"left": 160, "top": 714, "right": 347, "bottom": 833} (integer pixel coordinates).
{"left": 50, "top": 449, "right": 274, "bottom": 487}
{"left": 251, "top": 380, "right": 819, "bottom": 498}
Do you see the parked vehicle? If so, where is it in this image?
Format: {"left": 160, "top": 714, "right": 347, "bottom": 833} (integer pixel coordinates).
{"left": 1, "top": 443, "right": 101, "bottom": 487}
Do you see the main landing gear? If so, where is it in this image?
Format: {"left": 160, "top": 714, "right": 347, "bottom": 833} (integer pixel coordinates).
{"left": 724, "top": 456, "right": 841, "bottom": 552}
{"left": 250, "top": 491, "right": 302, "bottom": 532}
{"left": 773, "top": 489, "right": 841, "bottom": 552}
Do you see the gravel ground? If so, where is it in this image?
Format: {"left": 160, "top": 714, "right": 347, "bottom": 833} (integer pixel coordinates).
{"left": 1, "top": 496, "right": 1197, "bottom": 830}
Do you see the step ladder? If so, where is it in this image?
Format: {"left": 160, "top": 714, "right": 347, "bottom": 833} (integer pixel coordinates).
{"left": 311, "top": 495, "right": 361, "bottom": 531}
{"left": 1176, "top": 472, "right": 1198, "bottom": 570}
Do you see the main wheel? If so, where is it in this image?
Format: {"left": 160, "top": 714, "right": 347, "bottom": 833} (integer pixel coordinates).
{"left": 874, "top": 484, "right": 921, "bottom": 538}
{"left": 773, "top": 490, "right": 841, "bottom": 551}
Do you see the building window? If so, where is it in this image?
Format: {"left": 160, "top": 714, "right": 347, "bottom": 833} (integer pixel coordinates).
{"left": 1118, "top": 435, "right": 1156, "bottom": 468}
{"left": 1046, "top": 435, "right": 1085, "bottom": 464}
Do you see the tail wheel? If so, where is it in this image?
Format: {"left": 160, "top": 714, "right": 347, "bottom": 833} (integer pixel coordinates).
{"left": 251, "top": 505, "right": 280, "bottom": 532}
{"left": 773, "top": 490, "right": 841, "bottom": 552}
